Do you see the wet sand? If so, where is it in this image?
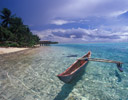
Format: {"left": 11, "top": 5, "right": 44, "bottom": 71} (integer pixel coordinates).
{"left": 0, "top": 47, "right": 28, "bottom": 54}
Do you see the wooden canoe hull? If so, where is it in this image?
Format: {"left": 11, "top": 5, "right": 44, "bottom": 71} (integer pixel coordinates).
{"left": 57, "top": 62, "right": 88, "bottom": 83}
{"left": 57, "top": 51, "right": 91, "bottom": 83}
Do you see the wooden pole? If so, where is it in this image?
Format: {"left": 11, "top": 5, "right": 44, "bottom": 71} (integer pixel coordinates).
{"left": 78, "top": 58, "right": 123, "bottom": 72}
{"left": 78, "top": 58, "right": 123, "bottom": 64}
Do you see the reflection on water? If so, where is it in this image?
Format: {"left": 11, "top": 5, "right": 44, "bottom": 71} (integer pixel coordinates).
{"left": 0, "top": 43, "right": 128, "bottom": 100}
{"left": 54, "top": 64, "right": 87, "bottom": 100}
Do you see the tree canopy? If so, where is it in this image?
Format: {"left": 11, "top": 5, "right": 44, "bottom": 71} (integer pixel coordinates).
{"left": 0, "top": 8, "right": 40, "bottom": 47}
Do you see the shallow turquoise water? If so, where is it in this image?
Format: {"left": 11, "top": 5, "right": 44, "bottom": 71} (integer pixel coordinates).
{"left": 0, "top": 43, "right": 128, "bottom": 100}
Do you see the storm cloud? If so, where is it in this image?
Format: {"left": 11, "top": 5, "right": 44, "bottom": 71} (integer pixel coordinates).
{"left": 51, "top": 28, "right": 121, "bottom": 40}
{"left": 1, "top": 0, "right": 128, "bottom": 25}
{"left": 52, "top": 29, "right": 85, "bottom": 38}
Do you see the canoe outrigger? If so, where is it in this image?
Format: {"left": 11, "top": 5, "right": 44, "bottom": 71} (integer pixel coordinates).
{"left": 57, "top": 51, "right": 123, "bottom": 83}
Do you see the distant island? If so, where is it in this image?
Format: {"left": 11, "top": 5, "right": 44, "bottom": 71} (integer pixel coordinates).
{"left": 0, "top": 8, "right": 40, "bottom": 47}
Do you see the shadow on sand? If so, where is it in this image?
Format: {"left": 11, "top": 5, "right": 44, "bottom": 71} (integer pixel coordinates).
{"left": 115, "top": 70, "right": 122, "bottom": 82}
{"left": 54, "top": 63, "right": 88, "bottom": 100}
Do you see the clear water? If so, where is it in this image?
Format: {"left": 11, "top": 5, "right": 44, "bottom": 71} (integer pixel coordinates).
{"left": 0, "top": 43, "right": 128, "bottom": 100}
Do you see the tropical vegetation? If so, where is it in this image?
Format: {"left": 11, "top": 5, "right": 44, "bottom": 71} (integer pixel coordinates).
{"left": 0, "top": 8, "right": 40, "bottom": 47}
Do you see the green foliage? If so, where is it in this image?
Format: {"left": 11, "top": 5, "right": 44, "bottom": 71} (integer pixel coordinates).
{"left": 0, "top": 8, "right": 40, "bottom": 47}
{"left": 0, "top": 26, "right": 14, "bottom": 41}
{"left": 0, "top": 8, "right": 12, "bottom": 27}
{"left": 0, "top": 41, "right": 19, "bottom": 47}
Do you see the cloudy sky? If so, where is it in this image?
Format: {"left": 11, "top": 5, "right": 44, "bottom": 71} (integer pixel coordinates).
{"left": 0, "top": 0, "right": 128, "bottom": 43}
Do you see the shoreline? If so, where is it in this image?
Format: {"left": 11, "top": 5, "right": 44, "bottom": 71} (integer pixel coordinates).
{"left": 0, "top": 47, "right": 29, "bottom": 55}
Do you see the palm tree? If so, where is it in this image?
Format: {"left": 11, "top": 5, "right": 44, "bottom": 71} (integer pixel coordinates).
{"left": 0, "top": 8, "right": 12, "bottom": 27}
{"left": 9, "top": 17, "right": 23, "bottom": 33}
{"left": 0, "top": 8, "right": 40, "bottom": 47}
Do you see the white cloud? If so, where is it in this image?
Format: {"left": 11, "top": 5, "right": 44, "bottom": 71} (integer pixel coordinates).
{"left": 51, "top": 0, "right": 128, "bottom": 18}
{"left": 32, "top": 27, "right": 128, "bottom": 43}
{"left": 31, "top": 0, "right": 128, "bottom": 43}
{"left": 50, "top": 20, "right": 75, "bottom": 25}
{"left": 109, "top": 10, "right": 128, "bottom": 17}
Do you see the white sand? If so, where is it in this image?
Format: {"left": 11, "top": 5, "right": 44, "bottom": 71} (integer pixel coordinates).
{"left": 0, "top": 47, "right": 28, "bottom": 54}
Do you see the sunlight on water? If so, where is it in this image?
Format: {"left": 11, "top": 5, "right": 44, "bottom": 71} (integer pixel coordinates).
{"left": 0, "top": 43, "right": 128, "bottom": 100}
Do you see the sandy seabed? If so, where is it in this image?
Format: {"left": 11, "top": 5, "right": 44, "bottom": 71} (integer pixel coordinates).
{"left": 0, "top": 44, "right": 128, "bottom": 100}
{"left": 0, "top": 47, "right": 28, "bottom": 54}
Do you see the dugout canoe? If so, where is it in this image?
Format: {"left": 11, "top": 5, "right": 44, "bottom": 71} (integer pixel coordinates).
{"left": 57, "top": 51, "right": 91, "bottom": 83}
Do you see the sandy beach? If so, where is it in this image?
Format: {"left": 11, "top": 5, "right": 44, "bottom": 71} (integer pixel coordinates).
{"left": 0, "top": 47, "right": 28, "bottom": 54}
